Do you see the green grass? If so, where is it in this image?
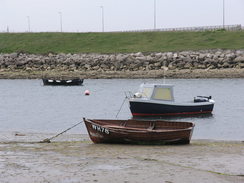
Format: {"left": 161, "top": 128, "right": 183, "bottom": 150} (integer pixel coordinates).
{"left": 0, "top": 31, "right": 244, "bottom": 54}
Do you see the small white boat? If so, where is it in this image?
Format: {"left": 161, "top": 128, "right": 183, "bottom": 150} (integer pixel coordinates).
{"left": 129, "top": 83, "right": 215, "bottom": 117}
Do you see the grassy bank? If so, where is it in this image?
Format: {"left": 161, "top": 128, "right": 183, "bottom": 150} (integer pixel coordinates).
{"left": 0, "top": 31, "right": 244, "bottom": 54}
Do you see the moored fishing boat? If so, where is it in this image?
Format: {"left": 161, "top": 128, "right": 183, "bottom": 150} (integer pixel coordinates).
{"left": 83, "top": 118, "right": 195, "bottom": 145}
{"left": 129, "top": 83, "right": 215, "bottom": 117}
{"left": 42, "top": 78, "right": 84, "bottom": 86}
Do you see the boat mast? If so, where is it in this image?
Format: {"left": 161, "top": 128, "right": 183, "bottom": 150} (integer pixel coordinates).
{"left": 163, "top": 61, "right": 166, "bottom": 84}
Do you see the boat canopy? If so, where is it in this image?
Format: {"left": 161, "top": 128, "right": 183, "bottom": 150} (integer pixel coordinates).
{"left": 136, "top": 83, "right": 175, "bottom": 101}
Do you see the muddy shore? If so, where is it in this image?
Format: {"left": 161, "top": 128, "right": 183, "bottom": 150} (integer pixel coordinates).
{"left": 1, "top": 68, "right": 244, "bottom": 79}
{"left": 0, "top": 132, "right": 243, "bottom": 183}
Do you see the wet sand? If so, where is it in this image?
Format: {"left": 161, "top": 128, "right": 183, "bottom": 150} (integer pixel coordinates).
{"left": 0, "top": 132, "right": 243, "bottom": 183}
{"left": 1, "top": 68, "right": 244, "bottom": 79}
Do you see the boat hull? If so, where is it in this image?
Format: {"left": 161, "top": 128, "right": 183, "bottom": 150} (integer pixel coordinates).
{"left": 129, "top": 100, "right": 214, "bottom": 117}
{"left": 83, "top": 119, "right": 194, "bottom": 145}
{"left": 42, "top": 79, "right": 83, "bottom": 86}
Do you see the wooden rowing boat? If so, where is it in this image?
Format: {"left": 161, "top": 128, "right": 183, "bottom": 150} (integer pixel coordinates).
{"left": 83, "top": 118, "right": 195, "bottom": 145}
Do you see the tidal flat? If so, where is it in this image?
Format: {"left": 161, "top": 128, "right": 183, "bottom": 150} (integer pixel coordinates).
{"left": 0, "top": 132, "right": 243, "bottom": 183}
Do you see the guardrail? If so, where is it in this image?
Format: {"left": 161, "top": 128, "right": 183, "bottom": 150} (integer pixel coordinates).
{"left": 1, "top": 24, "right": 243, "bottom": 33}
{"left": 120, "top": 24, "right": 242, "bottom": 32}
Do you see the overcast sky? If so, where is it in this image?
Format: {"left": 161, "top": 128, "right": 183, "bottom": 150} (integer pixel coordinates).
{"left": 0, "top": 0, "right": 243, "bottom": 32}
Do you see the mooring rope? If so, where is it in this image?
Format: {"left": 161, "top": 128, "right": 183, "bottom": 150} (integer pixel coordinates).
{"left": 39, "top": 121, "right": 83, "bottom": 143}
{"left": 115, "top": 95, "right": 128, "bottom": 118}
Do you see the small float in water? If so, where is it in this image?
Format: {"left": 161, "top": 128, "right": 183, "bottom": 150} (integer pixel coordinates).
{"left": 84, "top": 90, "right": 90, "bottom": 95}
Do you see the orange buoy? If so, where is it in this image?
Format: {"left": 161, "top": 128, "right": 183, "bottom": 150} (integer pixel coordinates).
{"left": 84, "top": 90, "right": 90, "bottom": 95}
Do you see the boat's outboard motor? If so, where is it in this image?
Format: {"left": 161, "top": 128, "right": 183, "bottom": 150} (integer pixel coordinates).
{"left": 194, "top": 96, "right": 211, "bottom": 103}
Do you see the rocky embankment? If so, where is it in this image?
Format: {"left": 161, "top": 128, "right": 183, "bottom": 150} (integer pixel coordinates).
{"left": 0, "top": 49, "right": 244, "bottom": 79}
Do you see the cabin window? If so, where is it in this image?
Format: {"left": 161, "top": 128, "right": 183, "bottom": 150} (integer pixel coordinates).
{"left": 141, "top": 87, "right": 153, "bottom": 98}
{"left": 153, "top": 88, "right": 173, "bottom": 100}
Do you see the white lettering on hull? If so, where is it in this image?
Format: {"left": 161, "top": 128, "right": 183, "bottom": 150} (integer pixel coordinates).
{"left": 92, "top": 124, "right": 110, "bottom": 134}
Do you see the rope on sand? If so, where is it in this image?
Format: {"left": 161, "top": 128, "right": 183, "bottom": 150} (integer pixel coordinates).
{"left": 39, "top": 121, "right": 83, "bottom": 143}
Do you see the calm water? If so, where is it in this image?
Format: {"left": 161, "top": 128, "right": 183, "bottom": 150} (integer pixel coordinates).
{"left": 0, "top": 78, "right": 243, "bottom": 141}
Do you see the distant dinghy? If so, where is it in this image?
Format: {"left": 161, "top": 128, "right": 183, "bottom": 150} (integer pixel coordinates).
{"left": 42, "top": 78, "right": 84, "bottom": 86}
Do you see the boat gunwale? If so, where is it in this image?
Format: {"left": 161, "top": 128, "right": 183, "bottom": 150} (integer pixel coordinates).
{"left": 84, "top": 119, "right": 195, "bottom": 133}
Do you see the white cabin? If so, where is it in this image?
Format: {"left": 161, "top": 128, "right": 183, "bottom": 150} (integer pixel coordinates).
{"left": 134, "top": 83, "right": 175, "bottom": 102}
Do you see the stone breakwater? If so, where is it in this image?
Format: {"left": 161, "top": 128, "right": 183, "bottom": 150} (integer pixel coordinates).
{"left": 0, "top": 49, "right": 244, "bottom": 79}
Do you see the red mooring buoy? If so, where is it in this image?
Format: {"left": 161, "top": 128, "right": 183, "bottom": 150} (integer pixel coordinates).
{"left": 84, "top": 90, "right": 90, "bottom": 95}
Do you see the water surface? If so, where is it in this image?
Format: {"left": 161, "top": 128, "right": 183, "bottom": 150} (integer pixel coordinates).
{"left": 0, "top": 78, "right": 243, "bottom": 140}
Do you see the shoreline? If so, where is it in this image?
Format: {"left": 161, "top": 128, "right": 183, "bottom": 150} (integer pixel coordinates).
{"left": 1, "top": 131, "right": 243, "bottom": 143}
{"left": 0, "top": 68, "right": 244, "bottom": 79}
{"left": 0, "top": 133, "right": 243, "bottom": 183}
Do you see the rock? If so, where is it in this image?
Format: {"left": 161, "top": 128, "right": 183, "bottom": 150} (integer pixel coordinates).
{"left": 134, "top": 52, "right": 144, "bottom": 57}
{"left": 222, "top": 62, "right": 230, "bottom": 68}
{"left": 226, "top": 53, "right": 236, "bottom": 60}
{"left": 9, "top": 53, "right": 18, "bottom": 58}
{"left": 155, "top": 53, "right": 162, "bottom": 59}
{"left": 199, "top": 54, "right": 205, "bottom": 60}
{"left": 25, "top": 67, "right": 32, "bottom": 72}
{"left": 197, "top": 64, "right": 206, "bottom": 69}
{"left": 238, "top": 63, "right": 244, "bottom": 68}
{"left": 114, "top": 62, "right": 122, "bottom": 70}
{"left": 235, "top": 50, "right": 244, "bottom": 56}
{"left": 215, "top": 51, "right": 222, "bottom": 57}
{"left": 234, "top": 56, "right": 244, "bottom": 63}
{"left": 125, "top": 55, "right": 136, "bottom": 63}
{"left": 109, "top": 55, "right": 116, "bottom": 62}
{"left": 154, "top": 62, "right": 161, "bottom": 67}
{"left": 84, "top": 64, "right": 91, "bottom": 70}
{"left": 173, "top": 53, "right": 178, "bottom": 59}
{"left": 100, "top": 64, "right": 108, "bottom": 69}
{"left": 207, "top": 65, "right": 216, "bottom": 69}
{"left": 116, "top": 54, "right": 125, "bottom": 62}
{"left": 206, "top": 53, "right": 213, "bottom": 59}
{"left": 168, "top": 62, "right": 176, "bottom": 70}
{"left": 143, "top": 62, "right": 150, "bottom": 66}
{"left": 16, "top": 61, "right": 27, "bottom": 66}
{"left": 184, "top": 63, "right": 192, "bottom": 69}
{"left": 134, "top": 57, "right": 145, "bottom": 62}
{"left": 146, "top": 55, "right": 154, "bottom": 63}
{"left": 166, "top": 52, "right": 173, "bottom": 58}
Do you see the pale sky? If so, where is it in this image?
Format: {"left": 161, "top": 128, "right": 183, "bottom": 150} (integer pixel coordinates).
{"left": 0, "top": 0, "right": 243, "bottom": 32}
